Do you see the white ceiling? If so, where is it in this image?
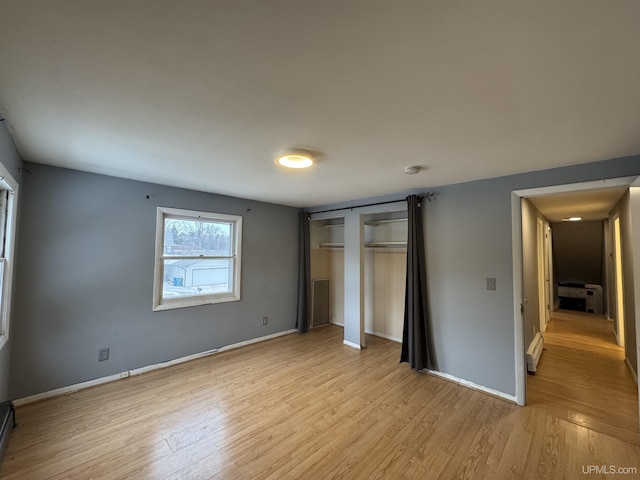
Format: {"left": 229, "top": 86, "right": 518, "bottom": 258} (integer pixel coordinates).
{"left": 528, "top": 187, "right": 628, "bottom": 223}
{"left": 1, "top": 1, "right": 639, "bottom": 208}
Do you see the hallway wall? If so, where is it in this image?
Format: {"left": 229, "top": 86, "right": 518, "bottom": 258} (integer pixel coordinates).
{"left": 552, "top": 220, "right": 604, "bottom": 285}
{"left": 521, "top": 199, "right": 545, "bottom": 350}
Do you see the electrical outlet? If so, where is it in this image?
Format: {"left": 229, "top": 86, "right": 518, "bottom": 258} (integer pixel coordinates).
{"left": 262, "top": 316, "right": 268, "bottom": 326}
{"left": 98, "top": 348, "right": 110, "bottom": 362}
{"left": 486, "top": 277, "right": 496, "bottom": 291}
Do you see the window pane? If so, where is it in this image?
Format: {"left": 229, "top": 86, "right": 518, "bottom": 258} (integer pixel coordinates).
{"left": 162, "top": 258, "right": 232, "bottom": 298}
{"left": 164, "top": 218, "right": 232, "bottom": 256}
{"left": 154, "top": 207, "right": 242, "bottom": 311}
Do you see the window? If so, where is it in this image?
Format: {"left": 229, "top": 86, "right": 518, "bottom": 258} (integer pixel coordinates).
{"left": 0, "top": 167, "right": 18, "bottom": 351}
{"left": 153, "top": 207, "right": 242, "bottom": 311}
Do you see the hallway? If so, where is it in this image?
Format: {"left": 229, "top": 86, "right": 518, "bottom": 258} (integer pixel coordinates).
{"left": 527, "top": 309, "right": 639, "bottom": 445}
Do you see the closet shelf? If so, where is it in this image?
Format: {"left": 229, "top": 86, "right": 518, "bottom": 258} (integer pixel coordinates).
{"left": 364, "top": 218, "right": 407, "bottom": 226}
{"left": 366, "top": 241, "right": 407, "bottom": 248}
{"left": 319, "top": 242, "right": 344, "bottom": 248}
{"left": 318, "top": 241, "right": 406, "bottom": 249}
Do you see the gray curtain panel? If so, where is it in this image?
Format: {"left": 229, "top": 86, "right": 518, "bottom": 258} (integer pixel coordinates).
{"left": 401, "top": 194, "right": 435, "bottom": 370}
{"left": 296, "top": 211, "right": 311, "bottom": 333}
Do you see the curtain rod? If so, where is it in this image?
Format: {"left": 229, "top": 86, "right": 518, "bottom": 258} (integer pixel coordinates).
{"left": 308, "top": 192, "right": 433, "bottom": 215}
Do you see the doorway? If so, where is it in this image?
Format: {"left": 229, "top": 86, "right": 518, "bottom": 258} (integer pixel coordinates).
{"left": 511, "top": 176, "right": 640, "bottom": 407}
{"left": 512, "top": 177, "right": 640, "bottom": 442}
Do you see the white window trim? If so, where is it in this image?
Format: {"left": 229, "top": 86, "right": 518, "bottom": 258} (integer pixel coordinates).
{"left": 153, "top": 206, "right": 242, "bottom": 311}
{"left": 0, "top": 165, "right": 18, "bottom": 351}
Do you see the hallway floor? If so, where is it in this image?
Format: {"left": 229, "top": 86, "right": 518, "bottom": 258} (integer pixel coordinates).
{"left": 527, "top": 309, "right": 640, "bottom": 445}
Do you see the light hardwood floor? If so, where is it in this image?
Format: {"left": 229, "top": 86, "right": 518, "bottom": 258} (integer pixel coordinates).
{"left": 1, "top": 324, "right": 639, "bottom": 479}
{"left": 527, "top": 309, "right": 640, "bottom": 445}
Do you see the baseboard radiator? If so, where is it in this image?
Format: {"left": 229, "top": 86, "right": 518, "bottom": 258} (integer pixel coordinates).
{"left": 526, "top": 332, "right": 544, "bottom": 374}
{"left": 0, "top": 401, "right": 15, "bottom": 463}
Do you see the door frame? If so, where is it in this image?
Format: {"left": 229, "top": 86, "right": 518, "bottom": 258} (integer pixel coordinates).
{"left": 511, "top": 176, "right": 639, "bottom": 406}
{"left": 612, "top": 213, "right": 626, "bottom": 347}
{"left": 536, "top": 217, "right": 549, "bottom": 332}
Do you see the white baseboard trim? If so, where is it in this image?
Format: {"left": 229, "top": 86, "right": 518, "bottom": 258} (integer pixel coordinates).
{"left": 343, "top": 339, "right": 361, "bottom": 350}
{"left": 331, "top": 322, "right": 401, "bottom": 344}
{"left": 331, "top": 322, "right": 399, "bottom": 346}
{"left": 129, "top": 348, "right": 220, "bottom": 376}
{"left": 613, "top": 327, "right": 621, "bottom": 347}
{"left": 330, "top": 323, "right": 513, "bottom": 402}
{"left": 129, "top": 329, "right": 297, "bottom": 376}
{"left": 365, "top": 329, "right": 401, "bottom": 343}
{"left": 422, "top": 369, "right": 517, "bottom": 404}
{"left": 14, "top": 328, "right": 297, "bottom": 407}
{"left": 607, "top": 316, "right": 614, "bottom": 323}
{"left": 625, "top": 357, "right": 638, "bottom": 386}
{"left": 13, "top": 372, "right": 129, "bottom": 407}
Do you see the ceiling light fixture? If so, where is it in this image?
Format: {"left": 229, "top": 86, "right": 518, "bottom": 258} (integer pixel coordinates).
{"left": 561, "top": 216, "right": 583, "bottom": 222}
{"left": 275, "top": 150, "right": 314, "bottom": 169}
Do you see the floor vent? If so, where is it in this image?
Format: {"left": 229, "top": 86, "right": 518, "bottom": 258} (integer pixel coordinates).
{"left": 0, "top": 401, "right": 15, "bottom": 463}
{"left": 526, "top": 332, "right": 544, "bottom": 374}
{"left": 312, "top": 279, "right": 330, "bottom": 327}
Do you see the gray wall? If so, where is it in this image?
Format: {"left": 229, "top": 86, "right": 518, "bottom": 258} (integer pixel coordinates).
{"left": 420, "top": 156, "right": 640, "bottom": 395}
{"left": 0, "top": 122, "right": 23, "bottom": 402}
{"left": 309, "top": 155, "right": 640, "bottom": 397}
{"left": 10, "top": 162, "right": 299, "bottom": 399}
{"left": 8, "top": 153, "right": 640, "bottom": 400}
{"left": 552, "top": 220, "right": 604, "bottom": 285}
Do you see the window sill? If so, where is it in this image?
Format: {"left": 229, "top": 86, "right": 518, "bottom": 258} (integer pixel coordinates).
{"left": 153, "top": 293, "right": 241, "bottom": 311}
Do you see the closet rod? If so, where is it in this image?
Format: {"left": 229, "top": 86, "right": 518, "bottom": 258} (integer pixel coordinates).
{"left": 308, "top": 192, "right": 433, "bottom": 216}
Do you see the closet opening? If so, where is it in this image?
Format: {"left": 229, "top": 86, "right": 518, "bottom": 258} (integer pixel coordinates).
{"left": 308, "top": 208, "right": 408, "bottom": 344}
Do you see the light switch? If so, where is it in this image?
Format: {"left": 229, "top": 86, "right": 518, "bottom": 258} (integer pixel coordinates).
{"left": 486, "top": 277, "right": 496, "bottom": 291}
